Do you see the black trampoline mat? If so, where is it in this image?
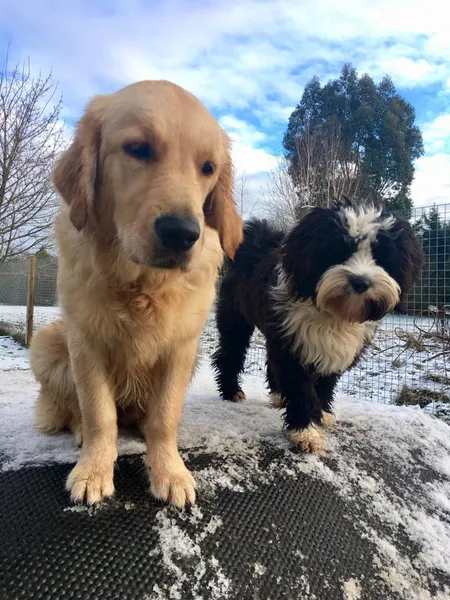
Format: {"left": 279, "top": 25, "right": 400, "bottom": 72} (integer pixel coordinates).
{"left": 1, "top": 437, "right": 449, "bottom": 600}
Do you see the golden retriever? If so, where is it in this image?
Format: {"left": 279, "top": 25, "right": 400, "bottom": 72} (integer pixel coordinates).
{"left": 29, "top": 80, "right": 243, "bottom": 508}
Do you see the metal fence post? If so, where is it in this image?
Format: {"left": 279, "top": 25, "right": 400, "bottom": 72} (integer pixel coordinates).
{"left": 26, "top": 254, "right": 36, "bottom": 346}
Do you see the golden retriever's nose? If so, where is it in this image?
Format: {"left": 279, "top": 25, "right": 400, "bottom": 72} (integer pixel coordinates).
{"left": 155, "top": 215, "right": 200, "bottom": 252}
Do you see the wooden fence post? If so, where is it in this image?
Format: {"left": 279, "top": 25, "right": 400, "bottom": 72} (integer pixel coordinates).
{"left": 26, "top": 254, "right": 36, "bottom": 346}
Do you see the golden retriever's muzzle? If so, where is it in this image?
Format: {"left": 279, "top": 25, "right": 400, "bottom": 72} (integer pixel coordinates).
{"left": 152, "top": 214, "right": 201, "bottom": 270}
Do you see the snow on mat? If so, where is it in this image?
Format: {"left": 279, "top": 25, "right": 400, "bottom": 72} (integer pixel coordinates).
{"left": 1, "top": 337, "right": 450, "bottom": 599}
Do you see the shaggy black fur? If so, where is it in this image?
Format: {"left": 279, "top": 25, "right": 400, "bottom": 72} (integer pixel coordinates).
{"left": 211, "top": 198, "right": 424, "bottom": 444}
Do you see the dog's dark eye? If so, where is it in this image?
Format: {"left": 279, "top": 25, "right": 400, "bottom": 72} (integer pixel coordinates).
{"left": 201, "top": 161, "right": 215, "bottom": 176}
{"left": 123, "top": 142, "right": 155, "bottom": 161}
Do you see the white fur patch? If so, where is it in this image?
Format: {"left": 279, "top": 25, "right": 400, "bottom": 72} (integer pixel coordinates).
{"left": 343, "top": 246, "right": 400, "bottom": 297}
{"left": 316, "top": 247, "right": 401, "bottom": 322}
{"left": 272, "top": 269, "right": 378, "bottom": 376}
{"left": 290, "top": 425, "right": 324, "bottom": 453}
{"left": 342, "top": 205, "right": 395, "bottom": 245}
{"left": 339, "top": 205, "right": 396, "bottom": 282}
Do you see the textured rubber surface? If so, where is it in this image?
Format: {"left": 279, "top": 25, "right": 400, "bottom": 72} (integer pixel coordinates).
{"left": 0, "top": 444, "right": 446, "bottom": 600}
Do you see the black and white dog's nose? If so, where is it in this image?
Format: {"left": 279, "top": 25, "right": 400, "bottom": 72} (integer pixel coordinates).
{"left": 154, "top": 215, "right": 200, "bottom": 252}
{"left": 348, "top": 274, "right": 371, "bottom": 294}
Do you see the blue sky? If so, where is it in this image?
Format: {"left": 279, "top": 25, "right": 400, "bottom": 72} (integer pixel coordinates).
{"left": 1, "top": 0, "right": 449, "bottom": 208}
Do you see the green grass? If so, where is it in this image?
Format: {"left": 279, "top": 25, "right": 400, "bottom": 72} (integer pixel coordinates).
{"left": 0, "top": 322, "right": 27, "bottom": 347}
{"left": 424, "top": 373, "right": 450, "bottom": 386}
{"left": 395, "top": 385, "right": 450, "bottom": 408}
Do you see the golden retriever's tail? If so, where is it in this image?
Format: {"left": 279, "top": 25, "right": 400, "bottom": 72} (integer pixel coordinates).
{"left": 29, "top": 318, "right": 81, "bottom": 442}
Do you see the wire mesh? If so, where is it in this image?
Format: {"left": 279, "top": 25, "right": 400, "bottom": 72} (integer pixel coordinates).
{"left": 203, "top": 203, "right": 450, "bottom": 420}
{"left": 0, "top": 204, "right": 448, "bottom": 419}
{"left": 0, "top": 254, "right": 58, "bottom": 336}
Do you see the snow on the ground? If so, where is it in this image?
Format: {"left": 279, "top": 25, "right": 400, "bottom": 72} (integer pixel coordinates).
{"left": 1, "top": 304, "right": 449, "bottom": 421}
{"left": 342, "top": 579, "right": 362, "bottom": 600}
{"left": 0, "top": 304, "right": 60, "bottom": 332}
{"left": 146, "top": 510, "right": 230, "bottom": 600}
{"left": 204, "top": 310, "right": 450, "bottom": 423}
{"left": 0, "top": 336, "right": 29, "bottom": 370}
{"left": 1, "top": 335, "right": 450, "bottom": 599}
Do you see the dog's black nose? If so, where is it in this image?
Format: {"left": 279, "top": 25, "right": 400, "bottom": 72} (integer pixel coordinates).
{"left": 348, "top": 274, "right": 371, "bottom": 294}
{"left": 154, "top": 215, "right": 200, "bottom": 252}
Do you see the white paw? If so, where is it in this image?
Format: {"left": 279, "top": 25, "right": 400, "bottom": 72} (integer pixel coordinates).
{"left": 290, "top": 425, "right": 325, "bottom": 454}
{"left": 66, "top": 458, "right": 115, "bottom": 504}
{"left": 320, "top": 411, "right": 336, "bottom": 429}
{"left": 149, "top": 463, "right": 197, "bottom": 508}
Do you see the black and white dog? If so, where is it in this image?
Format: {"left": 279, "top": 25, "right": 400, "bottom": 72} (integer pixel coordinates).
{"left": 211, "top": 197, "right": 424, "bottom": 452}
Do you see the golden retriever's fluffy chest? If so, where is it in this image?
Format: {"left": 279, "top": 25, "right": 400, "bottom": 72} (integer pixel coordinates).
{"left": 76, "top": 276, "right": 213, "bottom": 365}
{"left": 56, "top": 219, "right": 223, "bottom": 408}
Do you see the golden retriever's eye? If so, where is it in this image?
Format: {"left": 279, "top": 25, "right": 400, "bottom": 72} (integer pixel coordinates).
{"left": 201, "top": 161, "right": 215, "bottom": 176}
{"left": 123, "top": 142, "right": 155, "bottom": 161}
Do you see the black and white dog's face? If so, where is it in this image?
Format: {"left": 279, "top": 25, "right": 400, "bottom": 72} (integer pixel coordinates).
{"left": 282, "top": 198, "right": 424, "bottom": 323}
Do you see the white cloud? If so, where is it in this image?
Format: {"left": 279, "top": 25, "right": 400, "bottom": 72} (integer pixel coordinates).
{"left": 371, "top": 57, "right": 446, "bottom": 88}
{"left": 219, "top": 115, "right": 268, "bottom": 146}
{"left": 219, "top": 115, "right": 277, "bottom": 177}
{"left": 2, "top": 0, "right": 450, "bottom": 210}
{"left": 3, "top": 0, "right": 449, "bottom": 119}
{"left": 231, "top": 142, "right": 277, "bottom": 177}
{"left": 422, "top": 114, "right": 450, "bottom": 152}
{"left": 411, "top": 153, "right": 450, "bottom": 207}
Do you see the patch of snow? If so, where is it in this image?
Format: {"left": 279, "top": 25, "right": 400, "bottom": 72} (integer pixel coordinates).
{"left": 0, "top": 305, "right": 60, "bottom": 333}
{"left": 424, "top": 402, "right": 450, "bottom": 423}
{"left": 1, "top": 305, "right": 449, "bottom": 413}
{"left": 62, "top": 504, "right": 105, "bottom": 516}
{"left": 0, "top": 336, "right": 29, "bottom": 370}
{"left": 342, "top": 578, "right": 362, "bottom": 600}
{"left": 145, "top": 508, "right": 230, "bottom": 600}
{"left": 1, "top": 336, "right": 450, "bottom": 599}
{"left": 63, "top": 505, "right": 92, "bottom": 514}
{"left": 0, "top": 368, "right": 147, "bottom": 472}
{"left": 205, "top": 309, "right": 450, "bottom": 410}
{"left": 253, "top": 563, "right": 266, "bottom": 577}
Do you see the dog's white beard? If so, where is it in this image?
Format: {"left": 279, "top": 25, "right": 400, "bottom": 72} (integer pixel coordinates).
{"left": 316, "top": 262, "right": 400, "bottom": 324}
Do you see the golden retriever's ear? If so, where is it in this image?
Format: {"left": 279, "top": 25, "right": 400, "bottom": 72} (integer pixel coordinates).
{"left": 52, "top": 95, "right": 107, "bottom": 231}
{"left": 204, "top": 134, "right": 243, "bottom": 259}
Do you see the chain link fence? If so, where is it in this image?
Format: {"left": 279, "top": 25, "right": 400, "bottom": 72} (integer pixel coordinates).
{"left": 0, "top": 204, "right": 448, "bottom": 420}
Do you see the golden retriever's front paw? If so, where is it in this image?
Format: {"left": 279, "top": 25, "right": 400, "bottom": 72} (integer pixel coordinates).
{"left": 149, "top": 463, "right": 197, "bottom": 509}
{"left": 66, "top": 458, "right": 115, "bottom": 505}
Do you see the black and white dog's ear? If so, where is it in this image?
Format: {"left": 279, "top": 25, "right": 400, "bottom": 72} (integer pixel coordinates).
{"left": 282, "top": 207, "right": 347, "bottom": 300}
{"left": 389, "top": 217, "right": 424, "bottom": 307}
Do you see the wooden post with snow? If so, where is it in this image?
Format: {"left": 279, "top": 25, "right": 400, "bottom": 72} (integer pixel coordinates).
{"left": 26, "top": 254, "right": 36, "bottom": 346}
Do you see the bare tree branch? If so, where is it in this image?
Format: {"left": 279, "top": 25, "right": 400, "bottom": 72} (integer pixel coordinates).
{"left": 261, "top": 156, "right": 305, "bottom": 230}
{"left": 233, "top": 171, "right": 258, "bottom": 220}
{"left": 0, "top": 48, "right": 65, "bottom": 261}
{"left": 262, "top": 121, "right": 367, "bottom": 229}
